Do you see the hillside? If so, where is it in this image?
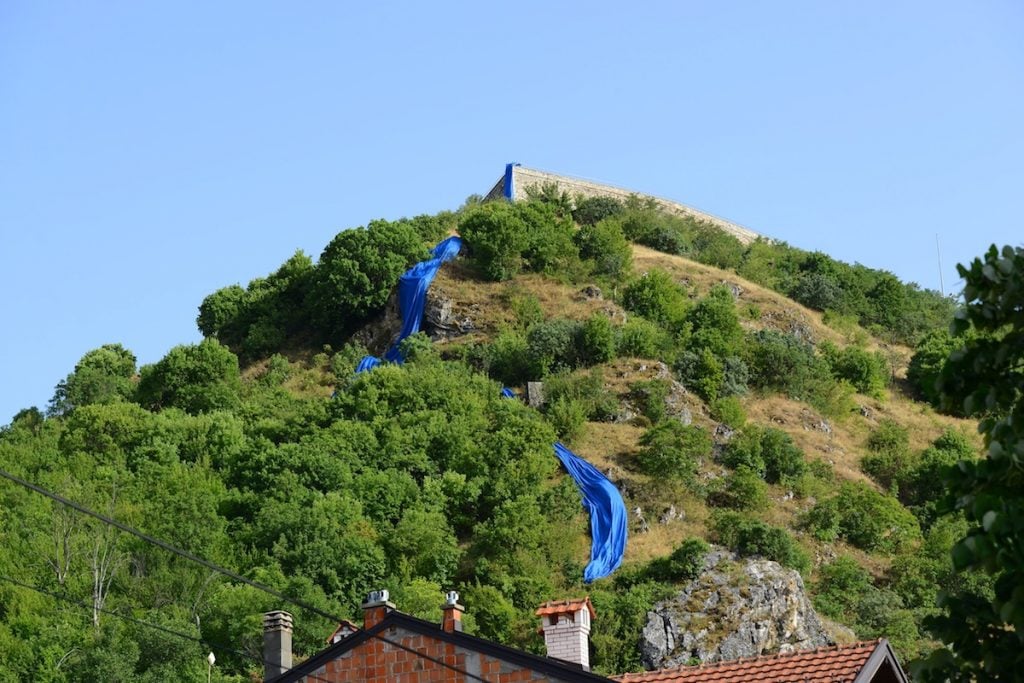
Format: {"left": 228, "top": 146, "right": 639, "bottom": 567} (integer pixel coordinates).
{"left": 0, "top": 187, "right": 986, "bottom": 681}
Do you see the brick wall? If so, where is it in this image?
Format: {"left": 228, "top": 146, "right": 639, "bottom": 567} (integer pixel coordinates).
{"left": 484, "top": 165, "right": 763, "bottom": 246}
{"left": 295, "top": 624, "right": 581, "bottom": 683}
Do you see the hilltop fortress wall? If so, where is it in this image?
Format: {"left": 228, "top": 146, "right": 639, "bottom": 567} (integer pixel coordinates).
{"left": 484, "top": 164, "right": 763, "bottom": 245}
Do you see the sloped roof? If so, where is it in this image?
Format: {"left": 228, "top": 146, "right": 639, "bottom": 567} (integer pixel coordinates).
{"left": 271, "top": 610, "right": 614, "bottom": 683}
{"left": 536, "top": 597, "right": 596, "bottom": 620}
{"left": 611, "top": 640, "right": 907, "bottom": 683}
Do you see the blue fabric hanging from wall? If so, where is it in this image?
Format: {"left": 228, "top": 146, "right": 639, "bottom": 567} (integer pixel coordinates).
{"left": 554, "top": 443, "right": 627, "bottom": 582}
{"left": 352, "top": 233, "right": 628, "bottom": 582}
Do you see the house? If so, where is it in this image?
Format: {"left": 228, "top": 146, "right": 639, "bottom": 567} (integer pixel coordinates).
{"left": 610, "top": 640, "right": 908, "bottom": 683}
{"left": 264, "top": 590, "right": 611, "bottom": 682}
{"left": 262, "top": 591, "right": 908, "bottom": 683}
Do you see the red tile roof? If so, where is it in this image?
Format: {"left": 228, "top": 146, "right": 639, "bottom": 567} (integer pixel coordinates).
{"left": 535, "top": 596, "right": 596, "bottom": 620}
{"left": 611, "top": 640, "right": 885, "bottom": 683}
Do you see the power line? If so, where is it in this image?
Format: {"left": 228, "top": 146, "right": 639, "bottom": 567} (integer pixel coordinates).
{"left": 0, "top": 468, "right": 494, "bottom": 682}
{"left": 0, "top": 574, "right": 335, "bottom": 683}
{"left": 0, "top": 466, "right": 341, "bottom": 623}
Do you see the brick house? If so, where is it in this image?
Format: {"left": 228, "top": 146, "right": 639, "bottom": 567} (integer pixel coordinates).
{"left": 265, "top": 591, "right": 610, "bottom": 683}
{"left": 263, "top": 592, "right": 908, "bottom": 683}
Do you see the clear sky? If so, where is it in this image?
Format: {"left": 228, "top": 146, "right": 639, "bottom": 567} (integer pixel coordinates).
{"left": 1, "top": 1, "right": 1021, "bottom": 424}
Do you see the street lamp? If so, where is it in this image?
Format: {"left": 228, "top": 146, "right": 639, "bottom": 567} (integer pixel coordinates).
{"left": 207, "top": 651, "right": 216, "bottom": 683}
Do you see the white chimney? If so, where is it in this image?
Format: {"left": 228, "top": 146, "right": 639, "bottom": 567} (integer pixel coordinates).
{"left": 535, "top": 597, "right": 594, "bottom": 670}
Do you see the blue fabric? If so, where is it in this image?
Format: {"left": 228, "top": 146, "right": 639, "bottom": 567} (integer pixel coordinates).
{"left": 383, "top": 236, "right": 463, "bottom": 363}
{"left": 503, "top": 162, "right": 520, "bottom": 200}
{"left": 355, "top": 355, "right": 382, "bottom": 373}
{"left": 554, "top": 442, "right": 628, "bottom": 583}
{"left": 349, "top": 233, "right": 627, "bottom": 582}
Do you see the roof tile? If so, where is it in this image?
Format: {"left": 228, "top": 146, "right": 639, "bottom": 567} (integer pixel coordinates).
{"left": 611, "top": 640, "right": 883, "bottom": 683}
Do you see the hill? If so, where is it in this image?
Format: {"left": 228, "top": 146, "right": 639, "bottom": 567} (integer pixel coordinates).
{"left": 0, "top": 180, "right": 985, "bottom": 681}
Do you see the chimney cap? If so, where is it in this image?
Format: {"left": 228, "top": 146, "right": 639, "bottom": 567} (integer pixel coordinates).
{"left": 444, "top": 590, "right": 460, "bottom": 606}
{"left": 535, "top": 597, "right": 595, "bottom": 620}
{"left": 262, "top": 611, "right": 294, "bottom": 632}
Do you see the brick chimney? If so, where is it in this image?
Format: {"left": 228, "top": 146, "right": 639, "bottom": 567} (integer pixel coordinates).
{"left": 262, "top": 610, "right": 293, "bottom": 681}
{"left": 535, "top": 597, "right": 595, "bottom": 671}
{"left": 361, "top": 589, "right": 394, "bottom": 628}
{"left": 441, "top": 590, "right": 465, "bottom": 633}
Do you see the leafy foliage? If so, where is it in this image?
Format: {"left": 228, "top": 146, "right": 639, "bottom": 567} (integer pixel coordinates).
{"left": 913, "top": 245, "right": 1024, "bottom": 681}
{"left": 49, "top": 344, "right": 138, "bottom": 416}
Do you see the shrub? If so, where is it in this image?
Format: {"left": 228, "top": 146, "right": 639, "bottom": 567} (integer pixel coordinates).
{"left": 723, "top": 426, "right": 806, "bottom": 484}
{"left": 687, "top": 285, "right": 743, "bottom": 357}
{"left": 516, "top": 201, "right": 579, "bottom": 274}
{"left": 745, "top": 329, "right": 829, "bottom": 398}
{"left": 813, "top": 556, "right": 873, "bottom": 619}
{"left": 861, "top": 419, "right": 912, "bottom": 493}
{"left": 616, "top": 318, "right": 670, "bottom": 358}
{"left": 619, "top": 209, "right": 692, "bottom": 255}
{"left": 636, "top": 421, "right": 711, "bottom": 482}
{"left": 646, "top": 538, "right": 709, "bottom": 582}
{"left": 674, "top": 348, "right": 724, "bottom": 402}
{"left": 711, "top": 511, "right": 809, "bottom": 572}
{"left": 579, "top": 314, "right": 617, "bottom": 365}
{"left": 709, "top": 466, "right": 770, "bottom": 512}
{"left": 526, "top": 319, "right": 583, "bottom": 376}
{"left": 630, "top": 379, "right": 669, "bottom": 423}
{"left": 691, "top": 226, "right": 745, "bottom": 270}
{"left": 547, "top": 396, "right": 587, "bottom": 442}
{"left": 544, "top": 370, "right": 620, "bottom": 423}
{"left": 710, "top": 396, "right": 746, "bottom": 429}
{"left": 458, "top": 202, "right": 529, "bottom": 281}
{"left": 574, "top": 218, "right": 633, "bottom": 279}
{"left": 821, "top": 342, "right": 888, "bottom": 398}
{"left": 572, "top": 196, "right": 624, "bottom": 226}
{"left": 803, "top": 481, "right": 921, "bottom": 552}
{"left": 485, "top": 330, "right": 532, "bottom": 386}
{"left": 621, "top": 270, "right": 690, "bottom": 332}
{"left": 906, "top": 329, "right": 960, "bottom": 409}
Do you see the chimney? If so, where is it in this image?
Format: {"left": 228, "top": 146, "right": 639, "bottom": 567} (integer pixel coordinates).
{"left": 441, "top": 590, "right": 465, "bottom": 633}
{"left": 361, "top": 589, "right": 394, "bottom": 629}
{"left": 262, "top": 610, "right": 293, "bottom": 681}
{"left": 535, "top": 597, "right": 595, "bottom": 671}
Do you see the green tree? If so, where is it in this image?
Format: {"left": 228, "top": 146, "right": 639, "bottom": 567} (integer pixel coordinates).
{"left": 574, "top": 217, "right": 633, "bottom": 279}
{"left": 914, "top": 245, "right": 1024, "bottom": 681}
{"left": 135, "top": 339, "right": 241, "bottom": 414}
{"left": 50, "top": 344, "right": 138, "bottom": 416}
{"left": 309, "top": 219, "right": 428, "bottom": 337}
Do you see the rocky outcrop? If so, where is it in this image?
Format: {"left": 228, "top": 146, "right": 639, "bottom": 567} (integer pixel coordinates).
{"left": 639, "top": 550, "right": 833, "bottom": 669}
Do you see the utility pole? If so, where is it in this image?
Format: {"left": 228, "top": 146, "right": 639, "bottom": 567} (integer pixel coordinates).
{"left": 936, "top": 234, "right": 945, "bottom": 296}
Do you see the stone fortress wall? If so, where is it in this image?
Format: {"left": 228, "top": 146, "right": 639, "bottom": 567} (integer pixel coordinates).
{"left": 485, "top": 164, "right": 763, "bottom": 245}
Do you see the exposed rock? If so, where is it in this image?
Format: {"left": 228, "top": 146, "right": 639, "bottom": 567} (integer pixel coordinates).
{"left": 714, "top": 423, "right": 736, "bottom": 442}
{"left": 351, "top": 291, "right": 402, "bottom": 354}
{"left": 633, "top": 507, "right": 650, "bottom": 534}
{"left": 658, "top": 505, "right": 682, "bottom": 525}
{"left": 722, "top": 281, "right": 744, "bottom": 299}
{"left": 639, "top": 550, "right": 834, "bottom": 669}
{"left": 580, "top": 285, "right": 603, "bottom": 300}
{"left": 424, "top": 292, "right": 476, "bottom": 340}
{"left": 527, "top": 382, "right": 545, "bottom": 409}
{"left": 859, "top": 404, "right": 873, "bottom": 419}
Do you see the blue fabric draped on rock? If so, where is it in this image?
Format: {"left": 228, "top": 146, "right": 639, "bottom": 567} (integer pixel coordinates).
{"left": 355, "top": 236, "right": 462, "bottom": 372}
{"left": 553, "top": 442, "right": 628, "bottom": 582}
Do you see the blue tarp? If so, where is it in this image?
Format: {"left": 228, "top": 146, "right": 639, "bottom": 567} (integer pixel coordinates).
{"left": 554, "top": 443, "right": 627, "bottom": 582}
{"left": 356, "top": 236, "right": 462, "bottom": 371}
{"left": 352, "top": 234, "right": 627, "bottom": 582}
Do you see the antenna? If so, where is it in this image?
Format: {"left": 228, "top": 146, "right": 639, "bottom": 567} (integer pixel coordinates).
{"left": 935, "top": 234, "right": 945, "bottom": 296}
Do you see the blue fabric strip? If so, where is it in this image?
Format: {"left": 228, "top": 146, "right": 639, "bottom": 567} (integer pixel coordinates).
{"left": 553, "top": 442, "right": 628, "bottom": 583}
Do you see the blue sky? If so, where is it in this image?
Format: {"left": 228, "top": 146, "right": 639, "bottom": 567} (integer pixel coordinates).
{"left": 1, "top": 1, "right": 1021, "bottom": 424}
